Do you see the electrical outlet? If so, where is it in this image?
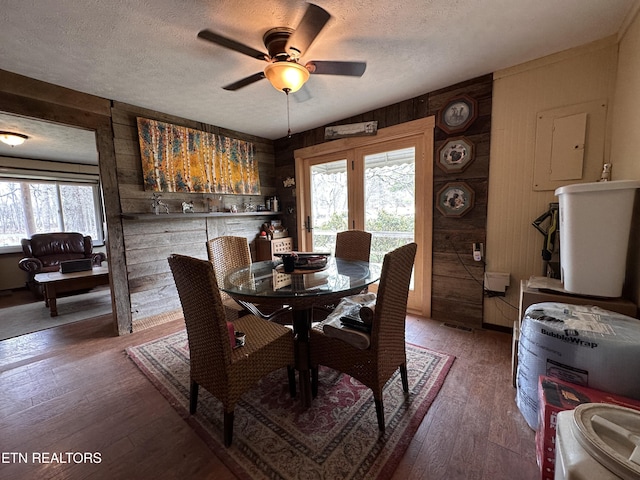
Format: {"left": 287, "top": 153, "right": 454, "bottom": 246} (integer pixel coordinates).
{"left": 473, "top": 243, "right": 483, "bottom": 262}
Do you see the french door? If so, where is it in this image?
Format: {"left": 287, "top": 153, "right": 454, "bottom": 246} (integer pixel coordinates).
{"left": 294, "top": 118, "right": 434, "bottom": 315}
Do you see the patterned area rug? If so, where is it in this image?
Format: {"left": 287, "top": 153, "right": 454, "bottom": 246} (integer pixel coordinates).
{"left": 127, "top": 331, "right": 454, "bottom": 480}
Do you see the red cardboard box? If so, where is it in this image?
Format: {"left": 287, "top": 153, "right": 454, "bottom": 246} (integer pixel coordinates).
{"left": 536, "top": 375, "right": 640, "bottom": 480}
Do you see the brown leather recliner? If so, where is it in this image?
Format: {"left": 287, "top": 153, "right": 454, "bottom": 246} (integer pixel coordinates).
{"left": 18, "top": 232, "right": 107, "bottom": 296}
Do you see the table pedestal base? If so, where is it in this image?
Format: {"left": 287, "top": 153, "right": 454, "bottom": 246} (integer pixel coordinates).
{"left": 293, "top": 308, "right": 313, "bottom": 408}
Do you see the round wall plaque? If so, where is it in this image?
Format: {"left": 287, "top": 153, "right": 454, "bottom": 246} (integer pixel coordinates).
{"left": 437, "top": 94, "right": 478, "bottom": 134}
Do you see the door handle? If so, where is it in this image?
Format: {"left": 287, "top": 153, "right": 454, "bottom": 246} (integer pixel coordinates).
{"left": 305, "top": 215, "right": 313, "bottom": 232}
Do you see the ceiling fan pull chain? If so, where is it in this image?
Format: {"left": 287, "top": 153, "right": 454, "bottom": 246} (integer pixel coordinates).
{"left": 285, "top": 88, "right": 292, "bottom": 138}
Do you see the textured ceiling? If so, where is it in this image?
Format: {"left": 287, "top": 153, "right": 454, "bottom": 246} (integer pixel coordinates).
{"left": 0, "top": 0, "right": 637, "bottom": 164}
{"left": 0, "top": 113, "right": 98, "bottom": 164}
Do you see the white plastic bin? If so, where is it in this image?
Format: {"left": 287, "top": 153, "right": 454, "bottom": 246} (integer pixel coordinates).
{"left": 555, "top": 180, "right": 640, "bottom": 298}
{"left": 555, "top": 403, "right": 640, "bottom": 479}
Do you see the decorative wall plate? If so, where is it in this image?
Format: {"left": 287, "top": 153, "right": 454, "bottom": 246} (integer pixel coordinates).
{"left": 437, "top": 136, "right": 475, "bottom": 173}
{"left": 436, "top": 182, "right": 475, "bottom": 217}
{"left": 437, "top": 94, "right": 478, "bottom": 134}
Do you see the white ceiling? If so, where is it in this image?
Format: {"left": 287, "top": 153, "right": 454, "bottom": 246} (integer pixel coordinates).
{"left": 0, "top": 0, "right": 637, "bottom": 164}
{"left": 0, "top": 112, "right": 98, "bottom": 164}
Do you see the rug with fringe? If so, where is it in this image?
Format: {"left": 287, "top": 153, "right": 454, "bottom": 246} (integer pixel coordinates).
{"left": 127, "top": 331, "right": 454, "bottom": 480}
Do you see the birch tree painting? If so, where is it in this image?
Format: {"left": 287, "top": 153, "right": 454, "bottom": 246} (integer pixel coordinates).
{"left": 137, "top": 117, "right": 260, "bottom": 195}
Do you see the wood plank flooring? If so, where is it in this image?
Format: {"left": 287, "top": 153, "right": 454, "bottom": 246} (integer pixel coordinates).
{"left": 0, "top": 313, "right": 538, "bottom": 480}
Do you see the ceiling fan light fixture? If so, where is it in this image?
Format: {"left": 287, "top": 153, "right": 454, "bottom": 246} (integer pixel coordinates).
{"left": 0, "top": 131, "right": 29, "bottom": 146}
{"left": 264, "top": 61, "right": 310, "bottom": 93}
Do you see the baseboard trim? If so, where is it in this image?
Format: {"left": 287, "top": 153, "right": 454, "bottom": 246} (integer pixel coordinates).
{"left": 481, "top": 322, "right": 513, "bottom": 334}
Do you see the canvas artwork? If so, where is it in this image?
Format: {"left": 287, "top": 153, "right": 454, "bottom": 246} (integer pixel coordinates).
{"left": 137, "top": 117, "right": 260, "bottom": 194}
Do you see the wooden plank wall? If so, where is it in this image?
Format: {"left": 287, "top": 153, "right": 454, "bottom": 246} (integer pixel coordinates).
{"left": 110, "top": 101, "right": 277, "bottom": 329}
{"left": 430, "top": 78, "right": 492, "bottom": 327}
{"left": 0, "top": 67, "right": 490, "bottom": 330}
{"left": 274, "top": 74, "right": 492, "bottom": 328}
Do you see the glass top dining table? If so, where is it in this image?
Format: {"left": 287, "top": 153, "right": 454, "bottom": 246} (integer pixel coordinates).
{"left": 221, "top": 256, "right": 380, "bottom": 308}
{"left": 221, "top": 256, "right": 381, "bottom": 408}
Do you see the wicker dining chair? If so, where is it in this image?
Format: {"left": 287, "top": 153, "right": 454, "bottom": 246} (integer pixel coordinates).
{"left": 335, "top": 229, "right": 372, "bottom": 262}
{"left": 310, "top": 242, "right": 417, "bottom": 432}
{"left": 168, "top": 253, "right": 296, "bottom": 447}
{"left": 313, "top": 229, "right": 373, "bottom": 319}
{"left": 206, "top": 236, "right": 292, "bottom": 322}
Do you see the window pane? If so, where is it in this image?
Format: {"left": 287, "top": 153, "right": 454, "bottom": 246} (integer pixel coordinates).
{"left": 310, "top": 160, "right": 348, "bottom": 253}
{"left": 30, "top": 183, "right": 61, "bottom": 233}
{"left": 364, "top": 147, "right": 415, "bottom": 264}
{"left": 60, "top": 184, "right": 99, "bottom": 238}
{"left": 0, "top": 181, "right": 28, "bottom": 247}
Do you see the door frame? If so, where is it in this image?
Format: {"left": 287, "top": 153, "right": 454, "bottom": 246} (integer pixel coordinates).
{"left": 0, "top": 69, "right": 130, "bottom": 335}
{"left": 294, "top": 117, "right": 434, "bottom": 317}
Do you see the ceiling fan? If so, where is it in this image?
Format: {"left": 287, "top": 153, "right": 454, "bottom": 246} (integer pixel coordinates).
{"left": 197, "top": 3, "right": 366, "bottom": 94}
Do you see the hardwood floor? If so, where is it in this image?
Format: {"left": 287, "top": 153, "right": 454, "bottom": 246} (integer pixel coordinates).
{"left": 0, "top": 314, "right": 538, "bottom": 480}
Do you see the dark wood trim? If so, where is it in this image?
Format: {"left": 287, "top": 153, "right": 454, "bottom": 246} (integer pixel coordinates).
{"left": 0, "top": 91, "right": 110, "bottom": 131}
{"left": 0, "top": 69, "right": 111, "bottom": 116}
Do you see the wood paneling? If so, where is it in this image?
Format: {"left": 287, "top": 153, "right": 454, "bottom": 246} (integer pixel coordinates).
{"left": 0, "top": 73, "right": 280, "bottom": 335}
{"left": 0, "top": 66, "right": 491, "bottom": 330}
{"left": 431, "top": 77, "right": 492, "bottom": 328}
{"left": 108, "top": 101, "right": 278, "bottom": 332}
{"left": 111, "top": 101, "right": 277, "bottom": 215}
{"left": 485, "top": 39, "right": 619, "bottom": 328}
{"left": 605, "top": 20, "right": 640, "bottom": 307}
{"left": 0, "top": 70, "right": 111, "bottom": 117}
{"left": 274, "top": 74, "right": 493, "bottom": 327}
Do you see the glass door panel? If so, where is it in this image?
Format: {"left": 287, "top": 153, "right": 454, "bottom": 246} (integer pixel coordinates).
{"left": 309, "top": 159, "right": 348, "bottom": 254}
{"left": 357, "top": 138, "right": 423, "bottom": 311}
{"left": 363, "top": 147, "right": 415, "bottom": 266}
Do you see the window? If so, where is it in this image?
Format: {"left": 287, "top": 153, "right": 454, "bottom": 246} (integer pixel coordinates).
{"left": 307, "top": 148, "right": 416, "bottom": 265}
{"left": 0, "top": 178, "right": 104, "bottom": 252}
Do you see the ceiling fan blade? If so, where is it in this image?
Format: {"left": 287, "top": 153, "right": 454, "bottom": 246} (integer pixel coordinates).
{"left": 222, "top": 72, "right": 266, "bottom": 91}
{"left": 285, "top": 3, "right": 331, "bottom": 56}
{"left": 306, "top": 61, "right": 366, "bottom": 76}
{"left": 198, "top": 29, "right": 268, "bottom": 60}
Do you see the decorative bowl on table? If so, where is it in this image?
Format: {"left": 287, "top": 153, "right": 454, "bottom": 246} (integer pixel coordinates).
{"left": 294, "top": 253, "right": 329, "bottom": 269}
{"left": 275, "top": 252, "right": 330, "bottom": 270}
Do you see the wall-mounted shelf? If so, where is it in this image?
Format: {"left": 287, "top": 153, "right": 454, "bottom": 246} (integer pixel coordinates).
{"left": 121, "top": 212, "right": 280, "bottom": 221}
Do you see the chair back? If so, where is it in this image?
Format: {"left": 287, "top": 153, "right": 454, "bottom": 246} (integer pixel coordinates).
{"left": 370, "top": 242, "right": 417, "bottom": 351}
{"left": 168, "top": 254, "right": 233, "bottom": 381}
{"left": 335, "top": 230, "right": 372, "bottom": 262}
{"left": 206, "top": 236, "right": 252, "bottom": 300}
